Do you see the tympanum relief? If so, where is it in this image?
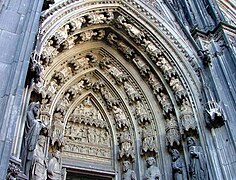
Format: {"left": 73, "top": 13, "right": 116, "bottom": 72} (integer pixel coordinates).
{"left": 63, "top": 97, "right": 111, "bottom": 161}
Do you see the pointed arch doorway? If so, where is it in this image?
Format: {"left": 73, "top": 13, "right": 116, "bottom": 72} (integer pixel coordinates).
{"left": 23, "top": 0, "right": 205, "bottom": 179}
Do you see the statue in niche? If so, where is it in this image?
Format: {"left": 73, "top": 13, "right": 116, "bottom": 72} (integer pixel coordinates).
{"left": 142, "top": 125, "right": 158, "bottom": 154}
{"left": 156, "top": 56, "right": 172, "bottom": 73}
{"left": 124, "top": 81, "right": 141, "bottom": 102}
{"left": 47, "top": 151, "right": 61, "bottom": 180}
{"left": 148, "top": 73, "right": 163, "bottom": 94}
{"left": 179, "top": 99, "right": 197, "bottom": 132}
{"left": 113, "top": 106, "right": 129, "bottom": 129}
{"left": 157, "top": 92, "right": 173, "bottom": 113}
{"left": 51, "top": 120, "right": 64, "bottom": 148}
{"left": 187, "top": 137, "right": 208, "bottom": 180}
{"left": 122, "top": 161, "right": 137, "bottom": 180}
{"left": 144, "top": 157, "right": 161, "bottom": 180}
{"left": 20, "top": 102, "right": 46, "bottom": 178}
{"left": 132, "top": 56, "right": 150, "bottom": 76}
{"left": 117, "top": 40, "right": 135, "bottom": 58}
{"left": 142, "top": 39, "right": 162, "bottom": 58}
{"left": 30, "top": 135, "right": 47, "bottom": 180}
{"left": 119, "top": 130, "right": 134, "bottom": 159}
{"left": 135, "top": 101, "right": 150, "bottom": 124}
{"left": 117, "top": 15, "right": 144, "bottom": 43}
{"left": 108, "top": 66, "right": 127, "bottom": 85}
{"left": 171, "top": 149, "right": 186, "bottom": 180}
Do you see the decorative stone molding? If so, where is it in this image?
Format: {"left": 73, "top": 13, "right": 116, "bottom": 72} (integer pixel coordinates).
{"left": 6, "top": 157, "right": 21, "bottom": 180}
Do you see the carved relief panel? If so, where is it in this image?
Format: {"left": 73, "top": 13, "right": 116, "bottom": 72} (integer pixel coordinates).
{"left": 62, "top": 97, "right": 112, "bottom": 163}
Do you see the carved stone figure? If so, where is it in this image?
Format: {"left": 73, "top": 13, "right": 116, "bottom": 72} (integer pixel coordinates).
{"left": 113, "top": 106, "right": 129, "bottom": 129}
{"left": 122, "top": 161, "right": 137, "bottom": 180}
{"left": 148, "top": 73, "right": 163, "bottom": 94}
{"left": 88, "top": 13, "right": 107, "bottom": 24}
{"left": 171, "top": 149, "right": 186, "bottom": 180}
{"left": 69, "top": 17, "right": 86, "bottom": 32}
{"left": 165, "top": 114, "right": 181, "bottom": 147}
{"left": 144, "top": 157, "right": 161, "bottom": 180}
{"left": 179, "top": 99, "right": 197, "bottom": 133}
{"left": 108, "top": 66, "right": 127, "bottom": 84}
{"left": 124, "top": 82, "right": 141, "bottom": 102}
{"left": 132, "top": 56, "right": 150, "bottom": 76}
{"left": 142, "top": 39, "right": 162, "bottom": 58}
{"left": 52, "top": 25, "right": 70, "bottom": 46}
{"left": 51, "top": 120, "right": 64, "bottom": 148}
{"left": 142, "top": 125, "right": 158, "bottom": 155}
{"left": 157, "top": 92, "right": 173, "bottom": 114}
{"left": 187, "top": 137, "right": 208, "bottom": 180}
{"left": 156, "top": 56, "right": 172, "bottom": 73}
{"left": 80, "top": 30, "right": 97, "bottom": 42}
{"left": 119, "top": 131, "right": 134, "bottom": 159}
{"left": 135, "top": 101, "right": 150, "bottom": 124}
{"left": 20, "top": 102, "right": 46, "bottom": 178}
{"left": 30, "top": 135, "right": 47, "bottom": 180}
{"left": 117, "top": 40, "right": 135, "bottom": 58}
{"left": 47, "top": 151, "right": 61, "bottom": 180}
{"left": 117, "top": 15, "right": 145, "bottom": 43}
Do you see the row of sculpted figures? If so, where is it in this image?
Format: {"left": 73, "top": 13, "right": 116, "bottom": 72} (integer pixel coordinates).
{"left": 19, "top": 101, "right": 208, "bottom": 180}
{"left": 121, "top": 138, "right": 208, "bottom": 180}
{"left": 20, "top": 102, "right": 62, "bottom": 180}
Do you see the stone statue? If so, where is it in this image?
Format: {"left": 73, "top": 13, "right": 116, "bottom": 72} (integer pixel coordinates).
{"left": 144, "top": 157, "right": 161, "bottom": 180}
{"left": 48, "top": 151, "right": 61, "bottom": 180}
{"left": 20, "top": 102, "right": 46, "bottom": 178}
{"left": 30, "top": 135, "right": 47, "bottom": 180}
{"left": 187, "top": 137, "right": 208, "bottom": 180}
{"left": 122, "top": 161, "right": 136, "bottom": 180}
{"left": 171, "top": 149, "right": 186, "bottom": 180}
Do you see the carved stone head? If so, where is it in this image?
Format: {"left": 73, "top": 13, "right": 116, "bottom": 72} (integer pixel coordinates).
{"left": 146, "top": 157, "right": 155, "bottom": 167}
{"left": 171, "top": 149, "right": 180, "bottom": 161}
{"left": 187, "top": 137, "right": 196, "bottom": 148}
{"left": 29, "top": 102, "right": 40, "bottom": 117}
{"left": 123, "top": 161, "right": 130, "bottom": 172}
{"left": 38, "top": 135, "right": 46, "bottom": 147}
{"left": 54, "top": 150, "right": 60, "bottom": 159}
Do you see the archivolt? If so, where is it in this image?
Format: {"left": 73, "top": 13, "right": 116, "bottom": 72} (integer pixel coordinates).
{"left": 32, "top": 0, "right": 204, "bottom": 177}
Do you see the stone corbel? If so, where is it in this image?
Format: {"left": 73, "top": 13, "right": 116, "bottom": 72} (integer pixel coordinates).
{"left": 205, "top": 101, "right": 225, "bottom": 128}
{"left": 198, "top": 49, "right": 211, "bottom": 66}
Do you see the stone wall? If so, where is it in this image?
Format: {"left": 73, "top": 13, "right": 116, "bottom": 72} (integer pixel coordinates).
{"left": 0, "top": 0, "right": 43, "bottom": 178}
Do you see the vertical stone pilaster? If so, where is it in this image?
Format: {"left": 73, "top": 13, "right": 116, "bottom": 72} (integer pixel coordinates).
{"left": 0, "top": 0, "right": 44, "bottom": 177}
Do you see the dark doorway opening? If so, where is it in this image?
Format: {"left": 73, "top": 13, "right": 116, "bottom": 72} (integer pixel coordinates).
{"left": 66, "top": 169, "right": 113, "bottom": 180}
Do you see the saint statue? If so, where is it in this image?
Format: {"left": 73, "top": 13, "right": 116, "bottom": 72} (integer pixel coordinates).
{"left": 187, "top": 137, "right": 208, "bottom": 180}
{"left": 171, "top": 149, "right": 186, "bottom": 180}
{"left": 30, "top": 135, "right": 47, "bottom": 180}
{"left": 144, "top": 157, "right": 161, "bottom": 180}
{"left": 122, "top": 161, "right": 136, "bottom": 180}
{"left": 48, "top": 151, "right": 61, "bottom": 180}
{"left": 20, "top": 102, "right": 46, "bottom": 178}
